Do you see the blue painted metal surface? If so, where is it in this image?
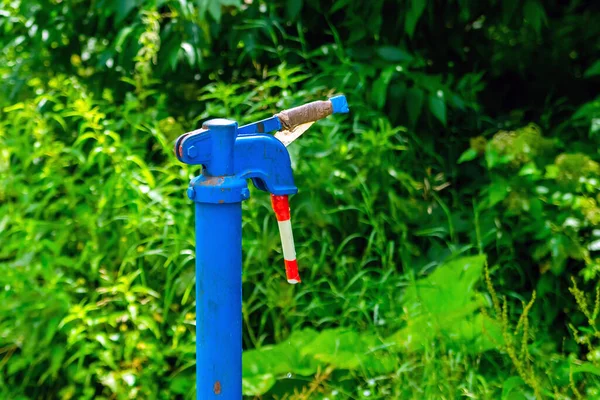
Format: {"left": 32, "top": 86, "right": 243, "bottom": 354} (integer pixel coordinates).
{"left": 330, "top": 95, "right": 350, "bottom": 114}
{"left": 180, "top": 118, "right": 297, "bottom": 399}
{"left": 195, "top": 200, "right": 243, "bottom": 398}
{"left": 175, "top": 96, "right": 348, "bottom": 399}
{"left": 235, "top": 134, "right": 297, "bottom": 195}
{"left": 235, "top": 94, "right": 349, "bottom": 137}
{"left": 237, "top": 116, "right": 282, "bottom": 135}
{"left": 182, "top": 133, "right": 297, "bottom": 197}
{"left": 188, "top": 119, "right": 244, "bottom": 398}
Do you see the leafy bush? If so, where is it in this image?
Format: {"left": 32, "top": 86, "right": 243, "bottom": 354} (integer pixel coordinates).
{"left": 2, "top": 0, "right": 600, "bottom": 398}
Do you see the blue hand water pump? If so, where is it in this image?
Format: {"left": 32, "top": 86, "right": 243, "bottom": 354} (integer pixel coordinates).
{"left": 175, "top": 95, "right": 349, "bottom": 398}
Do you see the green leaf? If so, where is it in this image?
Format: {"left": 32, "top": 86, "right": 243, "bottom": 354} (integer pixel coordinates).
{"left": 303, "top": 330, "right": 364, "bottom": 369}
{"left": 201, "top": 0, "right": 241, "bottom": 22}
{"left": 372, "top": 68, "right": 394, "bottom": 109}
{"left": 242, "top": 374, "right": 276, "bottom": 396}
{"left": 2, "top": 102, "right": 24, "bottom": 112}
{"left": 136, "top": 315, "right": 161, "bottom": 338}
{"left": 302, "top": 329, "right": 396, "bottom": 374}
{"left": 207, "top": 0, "right": 222, "bottom": 22}
{"left": 405, "top": 0, "right": 427, "bottom": 37}
{"left": 7, "top": 356, "right": 28, "bottom": 375}
{"left": 488, "top": 180, "right": 509, "bottom": 206}
{"left": 114, "top": 26, "right": 134, "bottom": 52}
{"left": 486, "top": 148, "right": 514, "bottom": 169}
{"left": 502, "top": 376, "right": 526, "bottom": 399}
{"left": 39, "top": 347, "right": 67, "bottom": 383}
{"left": 458, "top": 148, "right": 478, "bottom": 164}
{"left": 518, "top": 162, "right": 540, "bottom": 176}
{"left": 591, "top": 117, "right": 600, "bottom": 137}
{"left": 523, "top": 0, "right": 547, "bottom": 35}
{"left": 549, "top": 235, "right": 569, "bottom": 275}
{"left": 180, "top": 42, "right": 196, "bottom": 67}
{"left": 331, "top": 0, "right": 353, "bottom": 13}
{"left": 114, "top": 0, "right": 137, "bottom": 25}
{"left": 242, "top": 329, "right": 320, "bottom": 395}
{"left": 402, "top": 255, "right": 487, "bottom": 317}
{"left": 169, "top": 375, "right": 193, "bottom": 394}
{"left": 572, "top": 362, "right": 600, "bottom": 376}
{"left": 388, "top": 255, "right": 503, "bottom": 353}
{"left": 286, "top": 0, "right": 303, "bottom": 20}
{"left": 406, "top": 87, "right": 424, "bottom": 126}
{"left": 502, "top": 0, "right": 520, "bottom": 24}
{"left": 429, "top": 93, "right": 447, "bottom": 126}
{"left": 584, "top": 60, "right": 600, "bottom": 78}
{"left": 544, "top": 164, "right": 559, "bottom": 179}
{"left": 126, "top": 155, "right": 155, "bottom": 187}
{"left": 376, "top": 46, "right": 414, "bottom": 62}
{"left": 159, "top": 32, "right": 182, "bottom": 72}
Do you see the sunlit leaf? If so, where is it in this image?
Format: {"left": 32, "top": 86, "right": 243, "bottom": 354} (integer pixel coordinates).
{"left": 501, "top": 376, "right": 527, "bottom": 400}
{"left": 428, "top": 93, "right": 447, "bottom": 126}
{"left": 458, "top": 148, "right": 478, "bottom": 164}
{"left": 584, "top": 60, "right": 600, "bottom": 78}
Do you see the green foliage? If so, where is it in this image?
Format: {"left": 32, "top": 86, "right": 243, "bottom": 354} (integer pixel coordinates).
{"left": 460, "top": 124, "right": 600, "bottom": 280}
{"left": 0, "top": 74, "right": 196, "bottom": 399}
{"left": 242, "top": 255, "right": 502, "bottom": 396}
{"left": 2, "top": 0, "right": 600, "bottom": 398}
{"left": 390, "top": 255, "right": 503, "bottom": 354}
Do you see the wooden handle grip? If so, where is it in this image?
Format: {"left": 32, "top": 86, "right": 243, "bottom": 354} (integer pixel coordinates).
{"left": 276, "top": 100, "right": 333, "bottom": 131}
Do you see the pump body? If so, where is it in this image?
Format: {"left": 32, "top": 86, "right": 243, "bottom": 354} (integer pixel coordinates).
{"left": 176, "top": 96, "right": 348, "bottom": 398}
{"left": 183, "top": 119, "right": 297, "bottom": 398}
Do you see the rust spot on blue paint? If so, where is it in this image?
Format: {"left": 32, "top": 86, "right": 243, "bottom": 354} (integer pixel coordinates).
{"left": 214, "top": 380, "right": 221, "bottom": 394}
{"left": 197, "top": 176, "right": 224, "bottom": 186}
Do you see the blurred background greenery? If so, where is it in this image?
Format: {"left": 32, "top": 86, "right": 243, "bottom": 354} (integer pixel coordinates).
{"left": 1, "top": 0, "right": 600, "bottom": 398}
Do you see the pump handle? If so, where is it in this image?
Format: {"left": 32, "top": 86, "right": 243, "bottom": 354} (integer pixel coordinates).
{"left": 275, "top": 100, "right": 333, "bottom": 131}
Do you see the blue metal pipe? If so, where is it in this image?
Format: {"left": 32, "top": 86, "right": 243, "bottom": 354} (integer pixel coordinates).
{"left": 190, "top": 118, "right": 245, "bottom": 398}
{"left": 195, "top": 201, "right": 242, "bottom": 398}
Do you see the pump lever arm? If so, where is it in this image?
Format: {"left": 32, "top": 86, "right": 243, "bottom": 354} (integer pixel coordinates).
{"left": 237, "top": 95, "right": 349, "bottom": 136}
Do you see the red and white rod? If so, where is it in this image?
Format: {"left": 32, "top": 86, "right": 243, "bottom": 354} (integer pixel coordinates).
{"left": 270, "top": 194, "right": 301, "bottom": 284}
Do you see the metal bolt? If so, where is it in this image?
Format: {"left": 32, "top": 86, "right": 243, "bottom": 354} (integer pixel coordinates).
{"left": 187, "top": 187, "right": 195, "bottom": 200}
{"left": 187, "top": 145, "right": 198, "bottom": 158}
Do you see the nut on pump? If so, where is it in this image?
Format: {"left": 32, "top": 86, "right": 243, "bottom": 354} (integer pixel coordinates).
{"left": 175, "top": 95, "right": 349, "bottom": 399}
